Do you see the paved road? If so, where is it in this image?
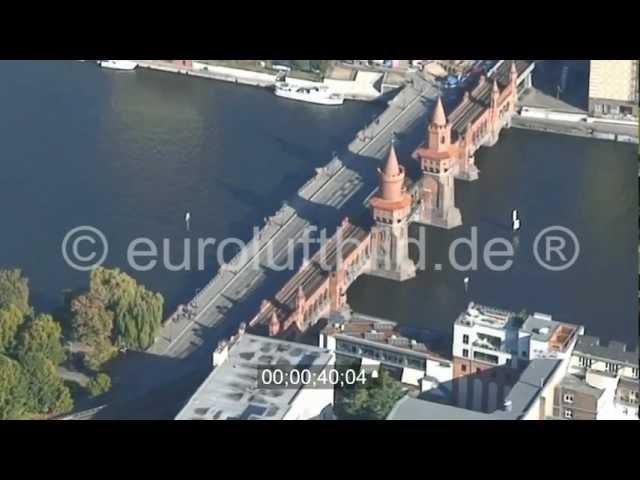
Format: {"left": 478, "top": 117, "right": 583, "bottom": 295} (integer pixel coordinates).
{"left": 94, "top": 77, "right": 443, "bottom": 419}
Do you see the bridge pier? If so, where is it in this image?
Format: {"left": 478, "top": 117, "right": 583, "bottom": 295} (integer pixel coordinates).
{"left": 455, "top": 155, "right": 480, "bottom": 181}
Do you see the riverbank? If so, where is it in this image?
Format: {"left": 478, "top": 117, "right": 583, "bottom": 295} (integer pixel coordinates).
{"left": 515, "top": 87, "right": 638, "bottom": 144}
{"left": 135, "top": 60, "right": 390, "bottom": 102}
{"left": 512, "top": 114, "right": 638, "bottom": 144}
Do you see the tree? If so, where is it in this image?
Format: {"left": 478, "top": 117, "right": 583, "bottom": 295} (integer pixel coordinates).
{"left": 0, "top": 354, "right": 28, "bottom": 420}
{"left": 86, "top": 373, "right": 111, "bottom": 398}
{"left": 89, "top": 267, "right": 164, "bottom": 350}
{"left": 339, "top": 370, "right": 405, "bottom": 420}
{"left": 17, "top": 314, "right": 66, "bottom": 366}
{"left": 0, "top": 305, "right": 25, "bottom": 354}
{"left": 71, "top": 290, "right": 114, "bottom": 344}
{"left": 71, "top": 289, "right": 117, "bottom": 370}
{"left": 0, "top": 269, "right": 32, "bottom": 317}
{"left": 21, "top": 353, "right": 73, "bottom": 416}
{"left": 83, "top": 337, "right": 117, "bottom": 371}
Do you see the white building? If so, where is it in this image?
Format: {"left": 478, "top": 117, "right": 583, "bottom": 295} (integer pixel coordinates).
{"left": 175, "top": 333, "right": 335, "bottom": 420}
{"left": 561, "top": 335, "right": 639, "bottom": 420}
{"left": 452, "top": 303, "right": 583, "bottom": 379}
{"left": 319, "top": 312, "right": 453, "bottom": 391}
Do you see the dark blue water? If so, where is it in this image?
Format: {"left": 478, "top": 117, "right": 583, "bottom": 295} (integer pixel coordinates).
{"left": 0, "top": 60, "right": 636, "bottom": 349}
{"left": 0, "top": 60, "right": 383, "bottom": 312}
{"left": 348, "top": 128, "right": 638, "bottom": 347}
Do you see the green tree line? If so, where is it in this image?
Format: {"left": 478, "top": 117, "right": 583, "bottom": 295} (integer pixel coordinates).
{"left": 0, "top": 266, "right": 164, "bottom": 419}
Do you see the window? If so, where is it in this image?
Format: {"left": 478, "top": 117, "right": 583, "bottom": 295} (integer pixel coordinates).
{"left": 461, "top": 364, "right": 467, "bottom": 373}
{"left": 564, "top": 409, "right": 573, "bottom": 419}
{"left": 476, "top": 368, "right": 481, "bottom": 374}
{"left": 463, "top": 334, "right": 469, "bottom": 345}
{"left": 632, "top": 368, "right": 639, "bottom": 379}
{"left": 579, "top": 356, "right": 593, "bottom": 369}
{"left": 606, "top": 363, "right": 620, "bottom": 375}
{"left": 563, "top": 393, "right": 574, "bottom": 404}
{"left": 462, "top": 349, "right": 469, "bottom": 358}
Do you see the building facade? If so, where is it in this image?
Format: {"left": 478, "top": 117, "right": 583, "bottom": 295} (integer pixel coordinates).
{"left": 564, "top": 335, "right": 639, "bottom": 420}
{"left": 319, "top": 312, "right": 452, "bottom": 389}
{"left": 451, "top": 302, "right": 582, "bottom": 413}
{"left": 588, "top": 60, "right": 639, "bottom": 118}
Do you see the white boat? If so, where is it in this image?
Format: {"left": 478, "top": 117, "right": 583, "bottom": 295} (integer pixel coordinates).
{"left": 98, "top": 60, "right": 138, "bottom": 71}
{"left": 274, "top": 82, "right": 344, "bottom": 106}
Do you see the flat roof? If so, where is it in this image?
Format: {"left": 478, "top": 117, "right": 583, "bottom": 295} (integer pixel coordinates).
{"left": 455, "top": 302, "right": 521, "bottom": 331}
{"left": 387, "top": 358, "right": 561, "bottom": 420}
{"left": 574, "top": 335, "right": 639, "bottom": 367}
{"left": 175, "top": 334, "right": 333, "bottom": 420}
{"left": 559, "top": 374, "right": 604, "bottom": 399}
{"left": 323, "top": 312, "right": 448, "bottom": 362}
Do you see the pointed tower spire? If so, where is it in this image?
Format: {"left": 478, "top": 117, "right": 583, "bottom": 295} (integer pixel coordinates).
{"left": 492, "top": 78, "right": 499, "bottom": 95}
{"left": 383, "top": 141, "right": 401, "bottom": 177}
{"left": 268, "top": 311, "right": 280, "bottom": 336}
{"left": 432, "top": 96, "right": 447, "bottom": 126}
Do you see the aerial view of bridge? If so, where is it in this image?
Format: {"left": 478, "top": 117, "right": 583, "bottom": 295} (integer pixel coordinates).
{"left": 95, "top": 60, "right": 535, "bottom": 418}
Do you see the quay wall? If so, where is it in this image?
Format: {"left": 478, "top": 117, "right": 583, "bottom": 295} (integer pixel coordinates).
{"left": 512, "top": 115, "right": 639, "bottom": 144}
{"left": 136, "top": 61, "right": 385, "bottom": 102}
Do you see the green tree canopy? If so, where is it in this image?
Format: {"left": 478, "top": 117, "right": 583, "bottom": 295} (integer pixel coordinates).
{"left": 83, "top": 337, "right": 117, "bottom": 371}
{"left": 86, "top": 372, "right": 111, "bottom": 398}
{"left": 0, "top": 269, "right": 32, "bottom": 317}
{"left": 89, "top": 267, "right": 164, "bottom": 350}
{"left": 17, "top": 314, "right": 66, "bottom": 366}
{"left": 0, "top": 354, "right": 28, "bottom": 419}
{"left": 0, "top": 305, "right": 25, "bottom": 354}
{"left": 340, "top": 370, "right": 405, "bottom": 420}
{"left": 71, "top": 289, "right": 114, "bottom": 343}
{"left": 21, "top": 353, "right": 73, "bottom": 416}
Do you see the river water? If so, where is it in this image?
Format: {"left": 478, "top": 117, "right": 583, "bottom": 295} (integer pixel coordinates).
{"left": 0, "top": 60, "right": 636, "bottom": 348}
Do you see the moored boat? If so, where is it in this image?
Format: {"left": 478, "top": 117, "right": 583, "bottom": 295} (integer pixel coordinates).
{"left": 274, "top": 82, "right": 343, "bottom": 106}
{"left": 98, "top": 60, "right": 138, "bottom": 71}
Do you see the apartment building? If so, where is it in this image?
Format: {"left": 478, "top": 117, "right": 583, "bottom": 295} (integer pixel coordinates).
{"left": 588, "top": 60, "right": 638, "bottom": 118}
{"left": 452, "top": 303, "right": 582, "bottom": 382}
{"left": 319, "top": 312, "right": 453, "bottom": 389}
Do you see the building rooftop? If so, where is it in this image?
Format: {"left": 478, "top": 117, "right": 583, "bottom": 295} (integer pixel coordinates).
{"left": 559, "top": 374, "right": 604, "bottom": 399}
{"left": 322, "top": 312, "right": 447, "bottom": 361}
{"left": 387, "top": 396, "right": 488, "bottom": 420}
{"left": 455, "top": 302, "right": 523, "bottom": 331}
{"left": 175, "top": 334, "right": 333, "bottom": 420}
{"left": 387, "top": 358, "right": 561, "bottom": 420}
{"left": 574, "top": 335, "right": 639, "bottom": 367}
{"left": 521, "top": 313, "right": 580, "bottom": 352}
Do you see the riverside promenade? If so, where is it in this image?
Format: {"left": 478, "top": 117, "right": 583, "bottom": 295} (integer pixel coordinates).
{"left": 148, "top": 74, "right": 440, "bottom": 360}
{"left": 135, "top": 60, "right": 387, "bottom": 101}
{"left": 515, "top": 87, "right": 639, "bottom": 144}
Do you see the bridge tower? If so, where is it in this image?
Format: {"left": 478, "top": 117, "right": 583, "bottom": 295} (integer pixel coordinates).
{"left": 368, "top": 140, "right": 416, "bottom": 282}
{"left": 415, "top": 97, "right": 462, "bottom": 229}
{"left": 487, "top": 79, "right": 502, "bottom": 146}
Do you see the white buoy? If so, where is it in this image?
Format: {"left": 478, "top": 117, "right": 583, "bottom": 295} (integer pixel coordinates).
{"left": 185, "top": 211, "right": 191, "bottom": 231}
{"left": 464, "top": 276, "right": 469, "bottom": 292}
{"left": 512, "top": 209, "right": 520, "bottom": 232}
